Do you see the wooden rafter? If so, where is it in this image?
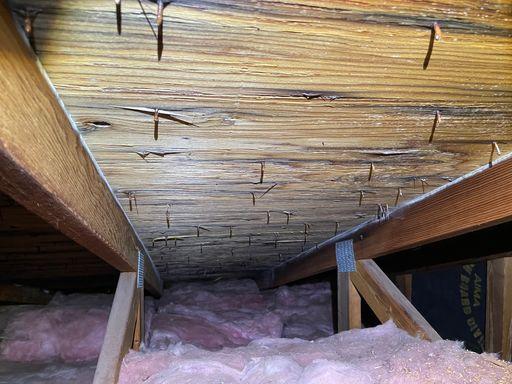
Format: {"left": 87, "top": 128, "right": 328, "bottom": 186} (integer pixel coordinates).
{"left": 268, "top": 155, "right": 512, "bottom": 287}
{"left": 0, "top": 3, "right": 162, "bottom": 296}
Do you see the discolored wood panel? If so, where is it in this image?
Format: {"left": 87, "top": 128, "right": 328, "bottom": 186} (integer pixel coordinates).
{"left": 9, "top": 0, "right": 512, "bottom": 280}
{"left": 0, "top": 3, "right": 162, "bottom": 294}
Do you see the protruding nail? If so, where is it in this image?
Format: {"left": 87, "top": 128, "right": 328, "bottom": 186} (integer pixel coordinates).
{"left": 115, "top": 0, "right": 122, "bottom": 35}
{"left": 368, "top": 162, "right": 375, "bottom": 182}
{"left": 260, "top": 161, "right": 265, "bottom": 184}
{"left": 251, "top": 192, "right": 256, "bottom": 206}
{"left": 153, "top": 108, "right": 159, "bottom": 140}
{"left": 420, "top": 178, "right": 428, "bottom": 193}
{"left": 489, "top": 141, "right": 501, "bottom": 167}
{"left": 423, "top": 22, "right": 442, "bottom": 70}
{"left": 156, "top": 0, "right": 164, "bottom": 61}
{"left": 229, "top": 226, "right": 233, "bottom": 238}
{"left": 433, "top": 22, "right": 442, "bottom": 41}
{"left": 334, "top": 221, "right": 340, "bottom": 235}
{"left": 266, "top": 210, "right": 270, "bottom": 224}
{"left": 395, "top": 187, "right": 403, "bottom": 206}
{"left": 165, "top": 203, "right": 171, "bottom": 228}
{"left": 284, "top": 211, "right": 291, "bottom": 225}
{"left": 16, "top": 8, "right": 41, "bottom": 51}
{"left": 429, "top": 110, "right": 441, "bottom": 143}
{"left": 359, "top": 190, "right": 364, "bottom": 206}
{"left": 259, "top": 183, "right": 278, "bottom": 199}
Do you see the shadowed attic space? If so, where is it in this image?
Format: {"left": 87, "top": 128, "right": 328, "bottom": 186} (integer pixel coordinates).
{"left": 9, "top": 0, "right": 512, "bottom": 282}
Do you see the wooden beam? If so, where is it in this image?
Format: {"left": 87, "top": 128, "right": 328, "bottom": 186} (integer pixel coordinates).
{"left": 0, "top": 284, "right": 52, "bottom": 305}
{"left": 93, "top": 272, "right": 138, "bottom": 384}
{"left": 132, "top": 288, "right": 144, "bottom": 351}
{"left": 395, "top": 274, "right": 413, "bottom": 301}
{"left": 351, "top": 260, "right": 441, "bottom": 341}
{"left": 485, "top": 257, "right": 512, "bottom": 361}
{"left": 0, "top": 3, "right": 162, "bottom": 296}
{"left": 337, "top": 272, "right": 361, "bottom": 331}
{"left": 270, "top": 156, "right": 512, "bottom": 287}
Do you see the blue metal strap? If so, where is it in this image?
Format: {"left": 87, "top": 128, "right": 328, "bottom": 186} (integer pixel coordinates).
{"left": 335, "top": 239, "right": 356, "bottom": 272}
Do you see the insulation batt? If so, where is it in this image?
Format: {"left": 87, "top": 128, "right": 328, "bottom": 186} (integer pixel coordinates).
{"left": 148, "top": 279, "right": 332, "bottom": 350}
{"left": 0, "top": 293, "right": 112, "bottom": 363}
{"left": 119, "top": 321, "right": 512, "bottom": 384}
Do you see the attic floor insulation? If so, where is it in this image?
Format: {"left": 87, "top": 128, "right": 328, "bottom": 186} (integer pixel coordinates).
{"left": 0, "top": 279, "right": 510, "bottom": 383}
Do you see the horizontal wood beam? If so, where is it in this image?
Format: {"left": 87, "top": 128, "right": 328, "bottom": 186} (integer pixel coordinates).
{"left": 351, "top": 260, "right": 441, "bottom": 341}
{"left": 0, "top": 4, "right": 162, "bottom": 296}
{"left": 269, "top": 155, "right": 512, "bottom": 287}
{"left": 94, "top": 272, "right": 138, "bottom": 384}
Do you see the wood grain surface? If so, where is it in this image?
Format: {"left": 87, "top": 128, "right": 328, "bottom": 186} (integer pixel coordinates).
{"left": 8, "top": 0, "right": 511, "bottom": 280}
{"left": 0, "top": 2, "right": 162, "bottom": 293}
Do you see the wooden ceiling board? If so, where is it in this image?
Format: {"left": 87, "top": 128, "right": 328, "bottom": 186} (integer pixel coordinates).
{"left": 9, "top": 0, "right": 512, "bottom": 280}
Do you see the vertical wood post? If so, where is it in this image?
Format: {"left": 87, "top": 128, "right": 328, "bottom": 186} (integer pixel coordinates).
{"left": 337, "top": 272, "right": 361, "bottom": 331}
{"left": 133, "top": 288, "right": 145, "bottom": 351}
{"left": 486, "top": 257, "right": 512, "bottom": 361}
{"left": 93, "top": 272, "right": 137, "bottom": 384}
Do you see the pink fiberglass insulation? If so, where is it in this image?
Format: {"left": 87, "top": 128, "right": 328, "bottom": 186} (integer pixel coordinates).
{"left": 119, "top": 321, "right": 511, "bottom": 384}
{"left": 0, "top": 293, "right": 112, "bottom": 363}
{"left": 0, "top": 361, "right": 97, "bottom": 384}
{"left": 147, "top": 279, "right": 330, "bottom": 350}
{"left": 266, "top": 283, "right": 333, "bottom": 340}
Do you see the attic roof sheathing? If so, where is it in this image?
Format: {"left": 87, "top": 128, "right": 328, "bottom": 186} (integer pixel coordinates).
{"left": 11, "top": 0, "right": 512, "bottom": 280}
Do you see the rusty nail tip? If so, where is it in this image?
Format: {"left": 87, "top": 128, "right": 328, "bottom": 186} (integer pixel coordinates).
{"left": 433, "top": 22, "right": 442, "bottom": 41}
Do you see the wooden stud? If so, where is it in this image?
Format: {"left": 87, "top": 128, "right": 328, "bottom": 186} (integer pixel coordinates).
{"left": 132, "top": 287, "right": 144, "bottom": 351}
{"left": 93, "top": 272, "right": 138, "bottom": 384}
{"left": 351, "top": 260, "right": 440, "bottom": 341}
{"left": 485, "top": 257, "right": 512, "bottom": 361}
{"left": 337, "top": 272, "right": 361, "bottom": 331}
